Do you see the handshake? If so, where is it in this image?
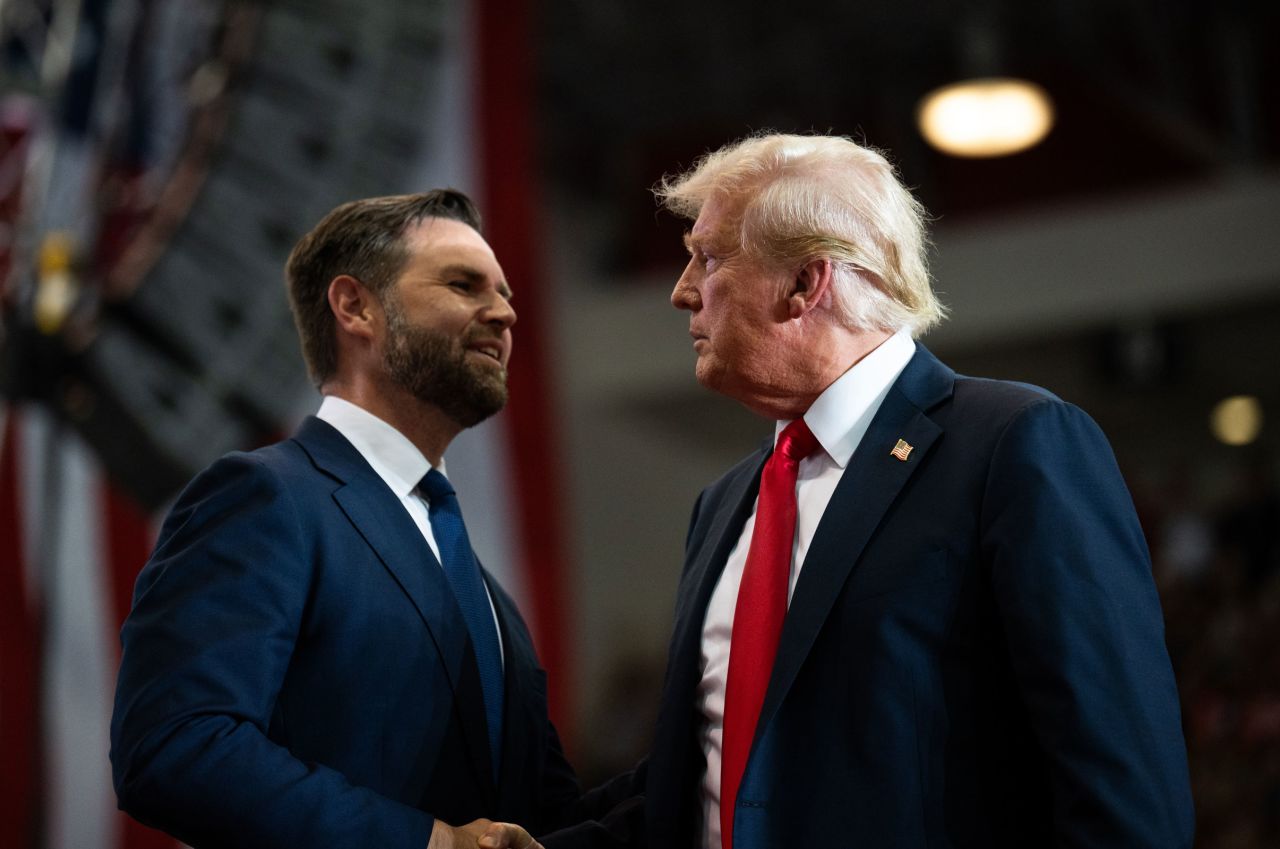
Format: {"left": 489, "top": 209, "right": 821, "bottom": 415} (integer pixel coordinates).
{"left": 432, "top": 818, "right": 544, "bottom": 849}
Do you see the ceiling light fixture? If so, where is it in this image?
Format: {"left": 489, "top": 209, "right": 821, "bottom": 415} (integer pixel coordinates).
{"left": 1210, "top": 395, "right": 1264, "bottom": 446}
{"left": 916, "top": 77, "right": 1055, "bottom": 158}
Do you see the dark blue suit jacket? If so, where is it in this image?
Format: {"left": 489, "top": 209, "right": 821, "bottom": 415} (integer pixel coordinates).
{"left": 552, "top": 345, "right": 1194, "bottom": 849}
{"left": 111, "top": 416, "right": 582, "bottom": 848}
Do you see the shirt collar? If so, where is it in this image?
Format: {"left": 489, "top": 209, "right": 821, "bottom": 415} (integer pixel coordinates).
{"left": 776, "top": 328, "right": 917, "bottom": 468}
{"left": 315, "top": 395, "right": 443, "bottom": 496}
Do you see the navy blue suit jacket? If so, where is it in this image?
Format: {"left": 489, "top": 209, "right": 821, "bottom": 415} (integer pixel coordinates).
{"left": 551, "top": 345, "right": 1194, "bottom": 849}
{"left": 111, "top": 416, "right": 582, "bottom": 848}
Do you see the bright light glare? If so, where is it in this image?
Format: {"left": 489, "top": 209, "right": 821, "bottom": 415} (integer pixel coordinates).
{"left": 917, "top": 77, "right": 1055, "bottom": 158}
{"left": 1210, "top": 395, "right": 1263, "bottom": 446}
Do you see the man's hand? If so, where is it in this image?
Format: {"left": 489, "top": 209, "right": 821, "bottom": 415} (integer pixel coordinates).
{"left": 477, "top": 821, "right": 543, "bottom": 849}
{"left": 428, "top": 818, "right": 543, "bottom": 849}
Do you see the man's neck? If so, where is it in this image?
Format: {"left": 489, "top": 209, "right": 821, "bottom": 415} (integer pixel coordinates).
{"left": 320, "top": 379, "right": 459, "bottom": 466}
{"left": 734, "top": 326, "right": 896, "bottom": 422}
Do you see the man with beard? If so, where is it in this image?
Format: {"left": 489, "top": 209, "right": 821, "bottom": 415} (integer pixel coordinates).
{"left": 111, "top": 191, "right": 573, "bottom": 849}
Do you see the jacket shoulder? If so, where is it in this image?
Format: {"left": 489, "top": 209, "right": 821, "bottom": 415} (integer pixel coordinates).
{"left": 952, "top": 373, "right": 1061, "bottom": 410}
{"left": 943, "top": 373, "right": 1080, "bottom": 431}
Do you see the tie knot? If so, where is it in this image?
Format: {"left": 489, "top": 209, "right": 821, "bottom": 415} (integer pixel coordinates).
{"left": 776, "top": 418, "right": 819, "bottom": 463}
{"left": 418, "top": 468, "right": 455, "bottom": 501}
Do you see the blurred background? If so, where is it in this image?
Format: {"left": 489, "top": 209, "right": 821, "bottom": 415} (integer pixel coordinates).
{"left": 2, "top": 0, "right": 1278, "bottom": 847}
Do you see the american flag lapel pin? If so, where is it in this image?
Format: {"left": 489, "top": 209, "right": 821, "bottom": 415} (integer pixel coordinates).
{"left": 890, "top": 439, "right": 913, "bottom": 461}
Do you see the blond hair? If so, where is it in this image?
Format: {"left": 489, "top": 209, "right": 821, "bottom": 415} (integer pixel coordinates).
{"left": 656, "top": 134, "right": 945, "bottom": 335}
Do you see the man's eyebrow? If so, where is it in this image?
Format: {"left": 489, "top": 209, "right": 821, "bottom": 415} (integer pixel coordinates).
{"left": 682, "top": 231, "right": 699, "bottom": 253}
{"left": 439, "top": 264, "right": 486, "bottom": 281}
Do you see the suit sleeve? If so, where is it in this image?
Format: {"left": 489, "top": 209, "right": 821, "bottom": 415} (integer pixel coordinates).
{"left": 537, "top": 492, "right": 719, "bottom": 849}
{"left": 109, "top": 453, "right": 433, "bottom": 849}
{"left": 538, "top": 762, "right": 648, "bottom": 849}
{"left": 981, "top": 399, "right": 1194, "bottom": 847}
{"left": 523, "top": 688, "right": 647, "bottom": 841}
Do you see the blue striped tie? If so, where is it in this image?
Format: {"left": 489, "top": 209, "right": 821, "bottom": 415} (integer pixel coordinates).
{"left": 419, "top": 469, "right": 503, "bottom": 776}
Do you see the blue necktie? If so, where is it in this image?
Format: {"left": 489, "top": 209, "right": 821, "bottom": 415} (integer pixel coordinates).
{"left": 419, "top": 469, "right": 503, "bottom": 775}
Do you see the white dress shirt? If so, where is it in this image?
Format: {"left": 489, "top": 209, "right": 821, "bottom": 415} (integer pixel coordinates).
{"left": 315, "top": 396, "right": 503, "bottom": 663}
{"left": 697, "top": 329, "right": 916, "bottom": 849}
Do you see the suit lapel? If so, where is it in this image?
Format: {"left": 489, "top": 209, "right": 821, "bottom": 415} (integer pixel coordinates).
{"left": 753, "top": 346, "right": 953, "bottom": 745}
{"left": 648, "top": 449, "right": 768, "bottom": 831}
{"left": 668, "top": 449, "right": 768, "bottom": 686}
{"left": 490, "top": 571, "right": 542, "bottom": 813}
{"left": 293, "top": 417, "right": 497, "bottom": 802}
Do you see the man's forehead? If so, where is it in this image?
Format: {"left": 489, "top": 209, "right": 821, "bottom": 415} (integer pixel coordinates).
{"left": 403, "top": 219, "right": 509, "bottom": 289}
{"left": 686, "top": 198, "right": 742, "bottom": 250}
{"left": 410, "top": 219, "right": 501, "bottom": 263}
{"left": 405, "top": 216, "right": 492, "bottom": 253}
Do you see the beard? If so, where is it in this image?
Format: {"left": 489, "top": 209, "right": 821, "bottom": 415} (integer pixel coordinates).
{"left": 382, "top": 302, "right": 509, "bottom": 428}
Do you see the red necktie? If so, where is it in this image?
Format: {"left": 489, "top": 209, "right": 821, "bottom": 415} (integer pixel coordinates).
{"left": 720, "top": 418, "right": 819, "bottom": 849}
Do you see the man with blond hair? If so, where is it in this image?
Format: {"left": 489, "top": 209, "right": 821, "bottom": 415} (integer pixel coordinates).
{"left": 552, "top": 134, "right": 1193, "bottom": 849}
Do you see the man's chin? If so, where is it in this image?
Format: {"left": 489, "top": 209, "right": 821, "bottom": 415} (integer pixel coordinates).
{"left": 445, "top": 376, "right": 509, "bottom": 428}
{"left": 398, "top": 366, "right": 509, "bottom": 428}
{"left": 466, "top": 367, "right": 509, "bottom": 404}
{"left": 694, "top": 360, "right": 724, "bottom": 392}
